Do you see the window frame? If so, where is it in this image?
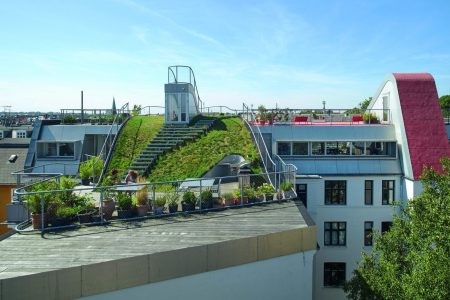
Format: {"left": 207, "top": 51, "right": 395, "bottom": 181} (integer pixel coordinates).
{"left": 325, "top": 180, "right": 346, "bottom": 205}
{"left": 15, "top": 130, "right": 27, "bottom": 138}
{"left": 324, "top": 262, "right": 346, "bottom": 287}
{"left": 381, "top": 221, "right": 392, "bottom": 234}
{"left": 297, "top": 184, "right": 307, "bottom": 207}
{"left": 364, "top": 180, "right": 373, "bottom": 205}
{"left": 324, "top": 221, "right": 346, "bottom": 246}
{"left": 382, "top": 180, "right": 395, "bottom": 205}
{"left": 364, "top": 221, "right": 373, "bottom": 246}
{"left": 37, "top": 142, "right": 76, "bottom": 159}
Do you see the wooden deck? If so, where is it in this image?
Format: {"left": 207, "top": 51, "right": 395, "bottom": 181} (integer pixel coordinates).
{"left": 0, "top": 201, "right": 312, "bottom": 281}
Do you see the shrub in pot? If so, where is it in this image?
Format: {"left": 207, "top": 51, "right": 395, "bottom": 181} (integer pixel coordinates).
{"left": 245, "top": 187, "right": 258, "bottom": 203}
{"left": 117, "top": 192, "right": 134, "bottom": 219}
{"left": 181, "top": 191, "right": 196, "bottom": 212}
{"left": 135, "top": 185, "right": 149, "bottom": 216}
{"left": 199, "top": 190, "right": 213, "bottom": 209}
{"left": 25, "top": 180, "right": 59, "bottom": 229}
{"left": 154, "top": 195, "right": 166, "bottom": 215}
{"left": 52, "top": 206, "right": 78, "bottom": 227}
{"left": 79, "top": 161, "right": 92, "bottom": 186}
{"left": 258, "top": 183, "right": 275, "bottom": 201}
{"left": 166, "top": 191, "right": 179, "bottom": 213}
{"left": 221, "top": 192, "right": 236, "bottom": 206}
{"left": 101, "top": 190, "right": 116, "bottom": 220}
{"left": 234, "top": 189, "right": 249, "bottom": 205}
{"left": 280, "top": 182, "right": 294, "bottom": 199}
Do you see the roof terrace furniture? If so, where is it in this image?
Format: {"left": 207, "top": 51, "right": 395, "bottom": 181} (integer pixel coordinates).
{"left": 352, "top": 115, "right": 363, "bottom": 123}
{"left": 293, "top": 116, "right": 308, "bottom": 124}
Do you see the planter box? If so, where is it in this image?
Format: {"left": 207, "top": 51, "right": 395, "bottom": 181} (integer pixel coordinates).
{"left": 168, "top": 204, "right": 178, "bottom": 213}
{"left": 117, "top": 209, "right": 134, "bottom": 219}
{"left": 77, "top": 209, "right": 95, "bottom": 224}
{"left": 182, "top": 203, "right": 195, "bottom": 212}
{"left": 51, "top": 217, "right": 72, "bottom": 227}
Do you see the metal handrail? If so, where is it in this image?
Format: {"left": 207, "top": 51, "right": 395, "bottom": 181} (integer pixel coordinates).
{"left": 202, "top": 106, "right": 239, "bottom": 115}
{"left": 138, "top": 106, "right": 165, "bottom": 116}
{"left": 168, "top": 65, "right": 204, "bottom": 113}
{"left": 242, "top": 103, "right": 277, "bottom": 188}
{"left": 13, "top": 169, "right": 297, "bottom": 233}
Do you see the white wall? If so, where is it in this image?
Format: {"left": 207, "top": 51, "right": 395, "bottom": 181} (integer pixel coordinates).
{"left": 297, "top": 176, "right": 399, "bottom": 300}
{"left": 80, "top": 250, "right": 316, "bottom": 300}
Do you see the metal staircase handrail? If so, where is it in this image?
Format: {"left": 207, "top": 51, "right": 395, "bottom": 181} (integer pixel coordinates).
{"left": 91, "top": 102, "right": 129, "bottom": 185}
{"left": 241, "top": 103, "right": 277, "bottom": 188}
{"left": 168, "top": 65, "right": 204, "bottom": 113}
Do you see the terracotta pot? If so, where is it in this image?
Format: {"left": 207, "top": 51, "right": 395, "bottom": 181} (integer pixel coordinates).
{"left": 136, "top": 204, "right": 149, "bottom": 217}
{"left": 32, "top": 213, "right": 48, "bottom": 229}
{"left": 102, "top": 199, "right": 115, "bottom": 220}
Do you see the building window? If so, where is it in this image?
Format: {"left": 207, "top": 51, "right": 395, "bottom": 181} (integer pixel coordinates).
{"left": 364, "top": 221, "right": 373, "bottom": 246}
{"left": 0, "top": 130, "right": 3, "bottom": 139}
{"left": 296, "top": 184, "right": 307, "bottom": 207}
{"left": 292, "top": 142, "right": 308, "bottom": 155}
{"left": 311, "top": 142, "right": 325, "bottom": 155}
{"left": 324, "top": 222, "right": 346, "bottom": 246}
{"left": 381, "top": 221, "right": 392, "bottom": 234}
{"left": 277, "top": 142, "right": 291, "bottom": 155}
{"left": 37, "top": 142, "right": 75, "bottom": 158}
{"left": 324, "top": 262, "right": 346, "bottom": 287}
{"left": 365, "top": 180, "right": 373, "bottom": 205}
{"left": 351, "top": 141, "right": 365, "bottom": 155}
{"left": 382, "top": 180, "right": 395, "bottom": 205}
{"left": 325, "top": 180, "right": 346, "bottom": 205}
{"left": 14, "top": 130, "right": 27, "bottom": 138}
{"left": 326, "top": 142, "right": 350, "bottom": 155}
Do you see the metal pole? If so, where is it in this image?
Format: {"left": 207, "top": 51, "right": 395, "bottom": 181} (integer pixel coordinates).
{"left": 240, "top": 176, "right": 244, "bottom": 206}
{"left": 199, "top": 179, "right": 203, "bottom": 209}
{"left": 99, "top": 190, "right": 104, "bottom": 223}
{"left": 81, "top": 91, "right": 84, "bottom": 124}
{"left": 41, "top": 192, "right": 45, "bottom": 233}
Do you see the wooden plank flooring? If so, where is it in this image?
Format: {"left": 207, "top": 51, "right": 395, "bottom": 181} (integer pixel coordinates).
{"left": 0, "top": 201, "right": 308, "bottom": 280}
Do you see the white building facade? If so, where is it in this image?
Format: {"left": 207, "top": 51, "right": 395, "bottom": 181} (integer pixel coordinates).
{"left": 257, "top": 73, "right": 450, "bottom": 299}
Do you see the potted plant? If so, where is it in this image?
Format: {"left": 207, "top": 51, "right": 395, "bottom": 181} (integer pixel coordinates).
{"left": 221, "top": 192, "right": 236, "bottom": 206}
{"left": 77, "top": 197, "right": 96, "bottom": 224}
{"left": 245, "top": 187, "right": 258, "bottom": 204}
{"left": 266, "top": 112, "right": 274, "bottom": 125}
{"left": 134, "top": 186, "right": 149, "bottom": 216}
{"left": 235, "top": 188, "right": 249, "bottom": 205}
{"left": 181, "top": 191, "right": 196, "bottom": 212}
{"left": 25, "top": 180, "right": 59, "bottom": 229}
{"left": 167, "top": 191, "right": 179, "bottom": 213}
{"left": 363, "top": 113, "right": 379, "bottom": 124}
{"left": 154, "top": 195, "right": 166, "bottom": 215}
{"left": 116, "top": 192, "right": 134, "bottom": 218}
{"left": 52, "top": 206, "right": 77, "bottom": 227}
{"left": 280, "top": 182, "right": 294, "bottom": 199}
{"left": 199, "top": 190, "right": 213, "bottom": 209}
{"left": 258, "top": 183, "right": 275, "bottom": 201}
{"left": 257, "top": 105, "right": 267, "bottom": 125}
{"left": 101, "top": 190, "right": 116, "bottom": 220}
{"left": 79, "top": 161, "right": 91, "bottom": 186}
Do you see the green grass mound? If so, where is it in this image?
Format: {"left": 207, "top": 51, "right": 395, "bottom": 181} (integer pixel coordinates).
{"left": 107, "top": 115, "right": 164, "bottom": 176}
{"left": 147, "top": 117, "right": 260, "bottom": 182}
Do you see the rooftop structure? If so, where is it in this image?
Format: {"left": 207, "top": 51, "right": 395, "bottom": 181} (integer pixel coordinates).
{"left": 0, "top": 201, "right": 316, "bottom": 299}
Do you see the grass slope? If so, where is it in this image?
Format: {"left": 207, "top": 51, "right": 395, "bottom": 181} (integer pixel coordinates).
{"left": 107, "top": 115, "right": 164, "bottom": 176}
{"left": 147, "top": 117, "right": 260, "bottom": 182}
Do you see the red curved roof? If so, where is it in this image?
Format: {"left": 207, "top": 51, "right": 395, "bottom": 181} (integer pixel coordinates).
{"left": 394, "top": 73, "right": 450, "bottom": 179}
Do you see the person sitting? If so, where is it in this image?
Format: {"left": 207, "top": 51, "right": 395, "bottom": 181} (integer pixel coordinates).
{"left": 125, "top": 170, "right": 138, "bottom": 184}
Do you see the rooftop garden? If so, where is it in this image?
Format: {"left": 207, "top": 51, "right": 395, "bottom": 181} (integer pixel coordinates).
{"left": 147, "top": 117, "right": 261, "bottom": 182}
{"left": 106, "top": 115, "right": 164, "bottom": 177}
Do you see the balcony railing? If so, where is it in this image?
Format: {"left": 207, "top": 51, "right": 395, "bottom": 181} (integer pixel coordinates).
{"left": 246, "top": 108, "right": 392, "bottom": 126}
{"left": 13, "top": 170, "right": 298, "bottom": 233}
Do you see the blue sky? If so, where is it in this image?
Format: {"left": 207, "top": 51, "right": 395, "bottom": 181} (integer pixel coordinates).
{"left": 1, "top": 0, "right": 450, "bottom": 112}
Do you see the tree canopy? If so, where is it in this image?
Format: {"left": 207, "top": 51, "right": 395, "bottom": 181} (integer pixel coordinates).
{"left": 345, "top": 97, "right": 372, "bottom": 115}
{"left": 345, "top": 158, "right": 450, "bottom": 300}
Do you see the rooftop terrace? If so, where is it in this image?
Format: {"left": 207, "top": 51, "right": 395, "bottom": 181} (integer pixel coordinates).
{"left": 0, "top": 201, "right": 315, "bottom": 299}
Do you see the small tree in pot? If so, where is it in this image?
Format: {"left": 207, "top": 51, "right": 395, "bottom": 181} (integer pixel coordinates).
{"left": 117, "top": 192, "right": 134, "bottom": 218}
{"left": 154, "top": 195, "right": 166, "bottom": 215}
{"left": 258, "top": 183, "right": 275, "bottom": 201}
{"left": 135, "top": 185, "right": 149, "bottom": 216}
{"left": 25, "top": 180, "right": 59, "bottom": 229}
{"left": 167, "top": 192, "right": 179, "bottom": 213}
{"left": 200, "top": 190, "right": 213, "bottom": 209}
{"left": 181, "top": 191, "right": 197, "bottom": 212}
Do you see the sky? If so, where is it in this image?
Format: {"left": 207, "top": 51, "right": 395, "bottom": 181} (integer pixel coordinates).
{"left": 1, "top": 0, "right": 450, "bottom": 112}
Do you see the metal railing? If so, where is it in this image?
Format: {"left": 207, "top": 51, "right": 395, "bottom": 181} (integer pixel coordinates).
{"left": 168, "top": 65, "right": 204, "bottom": 113}
{"left": 60, "top": 102, "right": 130, "bottom": 125}
{"left": 202, "top": 106, "right": 240, "bottom": 115}
{"left": 138, "top": 106, "right": 165, "bottom": 116}
{"left": 242, "top": 103, "right": 278, "bottom": 188}
{"left": 13, "top": 169, "right": 297, "bottom": 233}
{"left": 249, "top": 108, "right": 392, "bottom": 125}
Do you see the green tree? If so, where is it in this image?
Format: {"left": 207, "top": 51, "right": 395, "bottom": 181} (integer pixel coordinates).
{"left": 346, "top": 97, "right": 372, "bottom": 114}
{"left": 439, "top": 95, "right": 450, "bottom": 118}
{"left": 345, "top": 158, "right": 450, "bottom": 300}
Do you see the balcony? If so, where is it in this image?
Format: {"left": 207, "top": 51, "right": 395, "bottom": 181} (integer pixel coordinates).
{"left": 247, "top": 108, "right": 391, "bottom": 126}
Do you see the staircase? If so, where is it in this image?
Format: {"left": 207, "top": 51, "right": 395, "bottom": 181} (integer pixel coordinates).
{"left": 129, "top": 118, "right": 216, "bottom": 176}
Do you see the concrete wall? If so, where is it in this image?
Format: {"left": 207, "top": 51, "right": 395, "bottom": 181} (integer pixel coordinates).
{"left": 80, "top": 250, "right": 316, "bottom": 300}
{"left": 0, "top": 185, "right": 13, "bottom": 235}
